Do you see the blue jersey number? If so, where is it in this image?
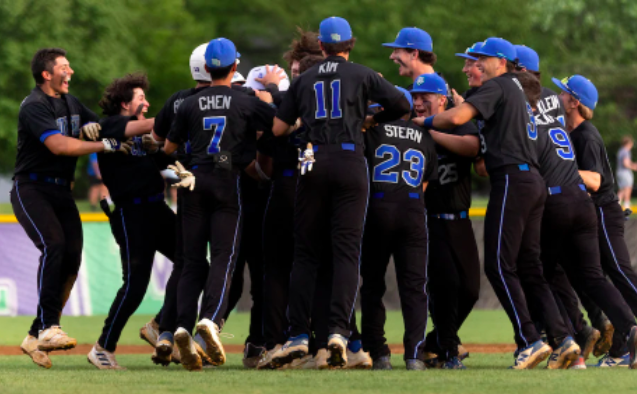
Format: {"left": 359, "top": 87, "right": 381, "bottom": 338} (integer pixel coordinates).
{"left": 373, "top": 145, "right": 426, "bottom": 187}
{"left": 548, "top": 127, "right": 575, "bottom": 160}
{"left": 526, "top": 103, "right": 537, "bottom": 140}
{"left": 204, "top": 116, "right": 227, "bottom": 154}
{"left": 314, "top": 80, "right": 342, "bottom": 119}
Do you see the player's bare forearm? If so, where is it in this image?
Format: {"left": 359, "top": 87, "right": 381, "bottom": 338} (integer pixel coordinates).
{"left": 124, "top": 118, "right": 155, "bottom": 137}
{"left": 432, "top": 103, "right": 479, "bottom": 129}
{"left": 164, "top": 139, "right": 179, "bottom": 155}
{"left": 474, "top": 158, "right": 489, "bottom": 177}
{"left": 273, "top": 117, "right": 292, "bottom": 136}
{"left": 422, "top": 181, "right": 429, "bottom": 192}
{"left": 244, "top": 160, "right": 261, "bottom": 181}
{"left": 44, "top": 134, "right": 104, "bottom": 156}
{"left": 430, "top": 132, "right": 479, "bottom": 157}
{"left": 579, "top": 170, "right": 601, "bottom": 192}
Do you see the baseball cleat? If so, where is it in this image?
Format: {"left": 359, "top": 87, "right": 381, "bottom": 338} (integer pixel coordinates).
{"left": 174, "top": 327, "right": 202, "bottom": 372}
{"left": 327, "top": 334, "right": 348, "bottom": 368}
{"left": 406, "top": 359, "right": 427, "bottom": 370}
{"left": 195, "top": 319, "right": 226, "bottom": 366}
{"left": 458, "top": 344, "right": 469, "bottom": 360}
{"left": 547, "top": 336, "right": 580, "bottom": 369}
{"left": 192, "top": 333, "right": 214, "bottom": 367}
{"left": 593, "top": 320, "right": 614, "bottom": 357}
{"left": 628, "top": 326, "right": 637, "bottom": 369}
{"left": 152, "top": 332, "right": 174, "bottom": 366}
{"left": 310, "top": 348, "right": 330, "bottom": 370}
{"left": 345, "top": 348, "right": 373, "bottom": 369}
{"left": 423, "top": 351, "right": 441, "bottom": 368}
{"left": 256, "top": 344, "right": 282, "bottom": 370}
{"left": 272, "top": 334, "right": 310, "bottom": 368}
{"left": 511, "top": 340, "right": 552, "bottom": 370}
{"left": 37, "top": 326, "right": 77, "bottom": 352}
{"left": 139, "top": 318, "right": 160, "bottom": 348}
{"left": 242, "top": 343, "right": 266, "bottom": 369}
{"left": 569, "top": 356, "right": 586, "bottom": 370}
{"left": 87, "top": 343, "right": 125, "bottom": 370}
{"left": 577, "top": 326, "right": 600, "bottom": 361}
{"left": 283, "top": 354, "right": 313, "bottom": 369}
{"left": 590, "top": 353, "right": 630, "bottom": 368}
{"left": 21, "top": 335, "right": 51, "bottom": 369}
{"left": 442, "top": 356, "right": 467, "bottom": 370}
{"left": 372, "top": 355, "right": 393, "bottom": 370}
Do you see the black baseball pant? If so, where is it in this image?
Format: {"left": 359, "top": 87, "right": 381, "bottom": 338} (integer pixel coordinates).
{"left": 223, "top": 175, "right": 267, "bottom": 346}
{"left": 425, "top": 216, "right": 480, "bottom": 359}
{"left": 176, "top": 167, "right": 243, "bottom": 334}
{"left": 98, "top": 199, "right": 176, "bottom": 352}
{"left": 288, "top": 144, "right": 368, "bottom": 339}
{"left": 484, "top": 165, "right": 568, "bottom": 349}
{"left": 262, "top": 168, "right": 297, "bottom": 350}
{"left": 11, "top": 179, "right": 83, "bottom": 336}
{"left": 360, "top": 193, "right": 429, "bottom": 361}
{"left": 539, "top": 185, "right": 635, "bottom": 349}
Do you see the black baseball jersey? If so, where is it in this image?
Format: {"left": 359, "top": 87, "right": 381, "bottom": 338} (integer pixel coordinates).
{"left": 97, "top": 115, "right": 164, "bottom": 202}
{"left": 14, "top": 86, "right": 98, "bottom": 180}
{"left": 465, "top": 73, "right": 539, "bottom": 172}
{"left": 276, "top": 56, "right": 404, "bottom": 146}
{"left": 257, "top": 126, "right": 305, "bottom": 169}
{"left": 570, "top": 120, "right": 618, "bottom": 206}
{"left": 167, "top": 85, "right": 275, "bottom": 170}
{"left": 538, "top": 87, "right": 565, "bottom": 124}
{"left": 364, "top": 119, "right": 437, "bottom": 194}
{"left": 534, "top": 112, "right": 582, "bottom": 187}
{"left": 425, "top": 122, "right": 479, "bottom": 214}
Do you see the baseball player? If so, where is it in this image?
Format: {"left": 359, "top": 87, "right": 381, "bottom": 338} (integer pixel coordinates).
{"left": 411, "top": 72, "right": 481, "bottom": 370}
{"left": 282, "top": 28, "right": 323, "bottom": 79}
{"left": 164, "top": 38, "right": 275, "bottom": 371}
{"left": 414, "top": 37, "right": 577, "bottom": 369}
{"left": 84, "top": 73, "right": 179, "bottom": 369}
{"left": 553, "top": 74, "right": 637, "bottom": 369}
{"left": 360, "top": 85, "right": 437, "bottom": 371}
{"left": 270, "top": 16, "right": 410, "bottom": 368}
{"left": 14, "top": 48, "right": 130, "bottom": 369}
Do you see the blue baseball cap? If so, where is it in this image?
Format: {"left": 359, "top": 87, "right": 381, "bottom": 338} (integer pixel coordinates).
{"left": 382, "top": 27, "right": 433, "bottom": 52}
{"left": 205, "top": 38, "right": 241, "bottom": 69}
{"left": 515, "top": 45, "right": 539, "bottom": 72}
{"left": 455, "top": 42, "right": 484, "bottom": 61}
{"left": 318, "top": 17, "right": 352, "bottom": 43}
{"left": 369, "top": 86, "right": 413, "bottom": 111}
{"left": 410, "top": 73, "right": 448, "bottom": 96}
{"left": 471, "top": 37, "right": 516, "bottom": 62}
{"left": 551, "top": 75, "right": 598, "bottom": 110}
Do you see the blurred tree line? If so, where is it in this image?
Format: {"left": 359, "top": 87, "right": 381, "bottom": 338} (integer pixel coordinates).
{"left": 0, "top": 0, "right": 635, "bottom": 194}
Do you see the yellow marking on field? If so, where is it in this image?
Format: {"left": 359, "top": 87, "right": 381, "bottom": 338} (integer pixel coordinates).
{"left": 0, "top": 212, "right": 109, "bottom": 223}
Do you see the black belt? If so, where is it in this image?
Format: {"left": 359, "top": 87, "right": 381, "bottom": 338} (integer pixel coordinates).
{"left": 547, "top": 184, "right": 586, "bottom": 195}
{"left": 22, "top": 173, "right": 70, "bottom": 186}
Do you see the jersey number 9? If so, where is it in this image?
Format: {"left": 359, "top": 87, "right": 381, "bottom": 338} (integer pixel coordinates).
{"left": 548, "top": 127, "right": 574, "bottom": 160}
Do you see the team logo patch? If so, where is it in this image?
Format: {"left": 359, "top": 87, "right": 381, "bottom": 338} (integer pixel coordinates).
{"left": 331, "top": 33, "right": 341, "bottom": 42}
{"left": 416, "top": 76, "right": 425, "bottom": 85}
{"left": 194, "top": 67, "right": 200, "bottom": 72}
{"left": 211, "top": 59, "right": 221, "bottom": 66}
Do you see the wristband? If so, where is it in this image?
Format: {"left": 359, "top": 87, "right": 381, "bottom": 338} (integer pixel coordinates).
{"left": 268, "top": 102, "right": 277, "bottom": 109}
{"left": 423, "top": 116, "right": 435, "bottom": 129}
{"left": 255, "top": 161, "right": 271, "bottom": 181}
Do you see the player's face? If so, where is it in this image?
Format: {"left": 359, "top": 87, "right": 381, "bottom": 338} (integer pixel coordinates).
{"left": 559, "top": 91, "right": 578, "bottom": 115}
{"left": 123, "top": 88, "right": 149, "bottom": 116}
{"left": 48, "top": 56, "right": 74, "bottom": 95}
{"left": 462, "top": 59, "right": 482, "bottom": 87}
{"left": 476, "top": 56, "right": 501, "bottom": 82}
{"left": 291, "top": 60, "right": 301, "bottom": 79}
{"left": 412, "top": 92, "right": 444, "bottom": 117}
{"left": 389, "top": 48, "right": 414, "bottom": 77}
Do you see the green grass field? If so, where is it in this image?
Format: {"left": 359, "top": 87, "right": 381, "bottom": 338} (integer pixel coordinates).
{"left": 1, "top": 311, "right": 635, "bottom": 394}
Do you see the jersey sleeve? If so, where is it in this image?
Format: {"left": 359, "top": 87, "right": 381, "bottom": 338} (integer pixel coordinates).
{"left": 153, "top": 96, "right": 175, "bottom": 139}
{"left": 366, "top": 72, "right": 404, "bottom": 108}
{"left": 166, "top": 103, "right": 189, "bottom": 145}
{"left": 577, "top": 140, "right": 605, "bottom": 175}
{"left": 423, "top": 132, "right": 439, "bottom": 183}
{"left": 464, "top": 80, "right": 503, "bottom": 121}
{"left": 275, "top": 79, "right": 299, "bottom": 125}
{"left": 19, "top": 102, "right": 61, "bottom": 143}
{"left": 256, "top": 128, "right": 277, "bottom": 157}
{"left": 249, "top": 98, "right": 276, "bottom": 133}
{"left": 98, "top": 115, "right": 131, "bottom": 140}
{"left": 79, "top": 102, "right": 99, "bottom": 124}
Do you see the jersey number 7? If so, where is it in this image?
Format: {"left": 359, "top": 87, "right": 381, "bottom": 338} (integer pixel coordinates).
{"left": 314, "top": 80, "right": 342, "bottom": 119}
{"left": 204, "top": 116, "right": 227, "bottom": 154}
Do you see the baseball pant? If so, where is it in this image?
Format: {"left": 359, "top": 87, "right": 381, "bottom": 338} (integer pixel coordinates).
{"left": 360, "top": 193, "right": 429, "bottom": 361}
{"left": 176, "top": 167, "right": 242, "bottom": 334}
{"left": 11, "top": 179, "right": 83, "bottom": 336}
{"left": 98, "top": 200, "right": 176, "bottom": 352}
{"left": 425, "top": 217, "right": 480, "bottom": 359}
{"left": 288, "top": 144, "right": 368, "bottom": 339}
{"left": 484, "top": 165, "right": 568, "bottom": 349}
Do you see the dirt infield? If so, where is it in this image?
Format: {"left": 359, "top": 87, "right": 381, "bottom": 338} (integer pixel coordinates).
{"left": 0, "top": 343, "right": 516, "bottom": 356}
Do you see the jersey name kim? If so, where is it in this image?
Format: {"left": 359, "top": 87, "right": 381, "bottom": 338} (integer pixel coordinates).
{"left": 383, "top": 124, "right": 423, "bottom": 143}
{"left": 198, "top": 95, "right": 232, "bottom": 111}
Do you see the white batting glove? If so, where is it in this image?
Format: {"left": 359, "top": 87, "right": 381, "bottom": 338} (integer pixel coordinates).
{"left": 167, "top": 161, "right": 196, "bottom": 191}
{"left": 102, "top": 138, "right": 132, "bottom": 155}
{"left": 81, "top": 122, "right": 101, "bottom": 141}
{"left": 297, "top": 143, "right": 315, "bottom": 176}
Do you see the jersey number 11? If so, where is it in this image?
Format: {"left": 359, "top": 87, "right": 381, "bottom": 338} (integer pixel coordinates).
{"left": 314, "top": 80, "right": 342, "bottom": 119}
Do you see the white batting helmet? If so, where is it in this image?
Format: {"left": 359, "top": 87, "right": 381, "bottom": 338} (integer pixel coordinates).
{"left": 190, "top": 43, "right": 211, "bottom": 82}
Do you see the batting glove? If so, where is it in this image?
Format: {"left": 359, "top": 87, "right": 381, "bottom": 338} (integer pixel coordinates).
{"left": 102, "top": 138, "right": 133, "bottom": 155}
{"left": 81, "top": 123, "right": 101, "bottom": 141}
{"left": 168, "top": 161, "right": 196, "bottom": 191}
{"left": 298, "top": 143, "right": 315, "bottom": 176}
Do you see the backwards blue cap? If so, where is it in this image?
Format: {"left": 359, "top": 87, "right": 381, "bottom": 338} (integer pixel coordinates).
{"left": 552, "top": 75, "right": 598, "bottom": 110}
{"left": 455, "top": 42, "right": 484, "bottom": 61}
{"left": 382, "top": 27, "right": 433, "bottom": 52}
{"left": 205, "top": 38, "right": 241, "bottom": 69}
{"left": 410, "top": 73, "right": 448, "bottom": 96}
{"left": 471, "top": 37, "right": 516, "bottom": 62}
{"left": 515, "top": 45, "right": 540, "bottom": 72}
{"left": 318, "top": 17, "right": 353, "bottom": 44}
{"left": 369, "top": 86, "right": 413, "bottom": 111}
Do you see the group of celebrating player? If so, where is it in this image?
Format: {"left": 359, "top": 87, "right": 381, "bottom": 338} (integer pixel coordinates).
{"left": 13, "top": 15, "right": 637, "bottom": 372}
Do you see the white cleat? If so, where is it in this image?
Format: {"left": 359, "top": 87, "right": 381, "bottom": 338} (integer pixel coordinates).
{"left": 87, "top": 343, "right": 125, "bottom": 370}
{"left": 195, "top": 319, "right": 226, "bottom": 366}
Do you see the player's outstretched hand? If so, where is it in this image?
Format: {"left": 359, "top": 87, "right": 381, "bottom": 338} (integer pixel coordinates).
{"left": 142, "top": 133, "right": 160, "bottom": 153}
{"left": 102, "top": 138, "right": 133, "bottom": 155}
{"left": 412, "top": 117, "right": 425, "bottom": 127}
{"left": 168, "top": 161, "right": 196, "bottom": 191}
{"left": 362, "top": 115, "right": 377, "bottom": 130}
{"left": 255, "top": 65, "right": 286, "bottom": 87}
{"left": 452, "top": 89, "right": 465, "bottom": 106}
{"left": 81, "top": 122, "right": 101, "bottom": 141}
